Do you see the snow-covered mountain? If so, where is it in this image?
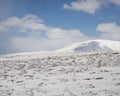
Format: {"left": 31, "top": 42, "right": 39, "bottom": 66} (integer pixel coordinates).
{"left": 57, "top": 39, "right": 120, "bottom": 52}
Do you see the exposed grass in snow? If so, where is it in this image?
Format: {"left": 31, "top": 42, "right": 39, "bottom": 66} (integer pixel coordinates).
{"left": 0, "top": 52, "right": 120, "bottom": 96}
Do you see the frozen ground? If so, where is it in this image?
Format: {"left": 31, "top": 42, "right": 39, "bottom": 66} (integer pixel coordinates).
{"left": 0, "top": 52, "right": 120, "bottom": 96}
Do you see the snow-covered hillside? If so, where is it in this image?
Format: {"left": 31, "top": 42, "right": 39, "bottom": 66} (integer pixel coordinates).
{"left": 0, "top": 52, "right": 120, "bottom": 96}
{"left": 57, "top": 39, "right": 120, "bottom": 52}
{"left": 0, "top": 39, "right": 120, "bottom": 96}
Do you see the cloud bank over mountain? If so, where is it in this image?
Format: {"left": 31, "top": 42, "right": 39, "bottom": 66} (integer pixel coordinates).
{"left": 0, "top": 14, "right": 90, "bottom": 54}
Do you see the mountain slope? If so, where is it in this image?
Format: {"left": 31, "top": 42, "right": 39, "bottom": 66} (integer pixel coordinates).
{"left": 0, "top": 52, "right": 120, "bottom": 96}
{"left": 57, "top": 39, "right": 120, "bottom": 52}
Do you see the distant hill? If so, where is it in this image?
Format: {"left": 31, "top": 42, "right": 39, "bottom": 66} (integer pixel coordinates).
{"left": 57, "top": 39, "right": 120, "bottom": 52}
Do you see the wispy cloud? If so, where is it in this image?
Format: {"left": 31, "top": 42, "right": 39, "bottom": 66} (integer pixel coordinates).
{"left": 96, "top": 22, "right": 120, "bottom": 40}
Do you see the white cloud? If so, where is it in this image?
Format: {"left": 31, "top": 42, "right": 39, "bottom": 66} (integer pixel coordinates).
{"left": 0, "top": 14, "right": 47, "bottom": 32}
{"left": 10, "top": 33, "right": 89, "bottom": 52}
{"left": 46, "top": 28, "right": 84, "bottom": 39}
{"left": 63, "top": 0, "right": 101, "bottom": 14}
{"left": 0, "top": 14, "right": 90, "bottom": 53}
{"left": 96, "top": 22, "right": 120, "bottom": 40}
{"left": 63, "top": 0, "right": 120, "bottom": 14}
{"left": 96, "top": 22, "right": 120, "bottom": 33}
{"left": 9, "top": 27, "right": 89, "bottom": 52}
{"left": 20, "top": 14, "right": 46, "bottom": 31}
{"left": 2, "top": 17, "right": 21, "bottom": 27}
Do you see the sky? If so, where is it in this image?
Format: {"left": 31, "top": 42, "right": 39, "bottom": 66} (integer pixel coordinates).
{"left": 0, "top": 0, "right": 120, "bottom": 54}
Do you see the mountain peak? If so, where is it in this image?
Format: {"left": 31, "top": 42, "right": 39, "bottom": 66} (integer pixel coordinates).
{"left": 57, "top": 39, "right": 120, "bottom": 52}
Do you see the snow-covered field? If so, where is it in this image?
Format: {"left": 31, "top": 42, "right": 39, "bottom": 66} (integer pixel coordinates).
{"left": 0, "top": 52, "right": 120, "bottom": 96}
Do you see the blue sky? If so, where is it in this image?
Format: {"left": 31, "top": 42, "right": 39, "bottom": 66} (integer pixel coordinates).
{"left": 0, "top": 0, "right": 120, "bottom": 54}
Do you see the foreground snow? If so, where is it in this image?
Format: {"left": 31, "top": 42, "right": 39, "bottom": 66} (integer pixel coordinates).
{"left": 0, "top": 52, "right": 120, "bottom": 96}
